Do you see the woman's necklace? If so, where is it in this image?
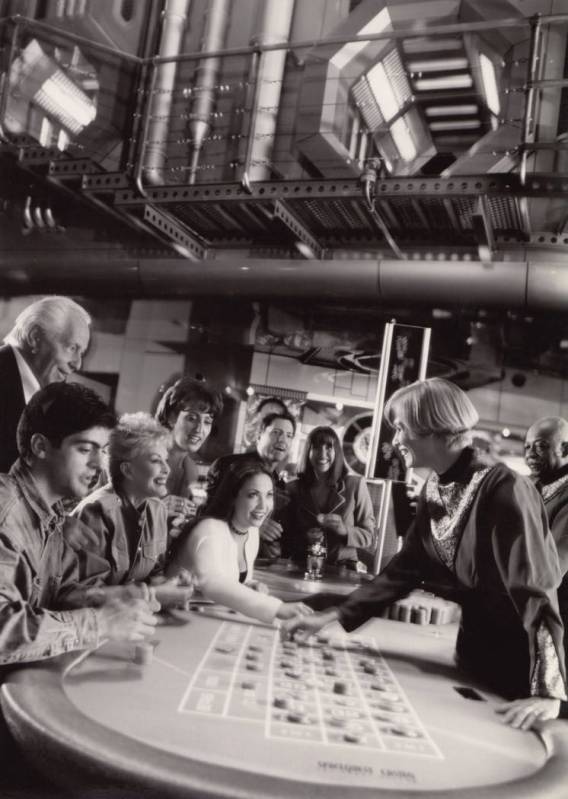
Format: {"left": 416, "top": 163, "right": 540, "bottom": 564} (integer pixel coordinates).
{"left": 229, "top": 519, "right": 249, "bottom": 536}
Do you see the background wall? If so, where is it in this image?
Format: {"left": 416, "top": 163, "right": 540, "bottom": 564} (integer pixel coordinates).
{"left": 1, "top": 294, "right": 566, "bottom": 473}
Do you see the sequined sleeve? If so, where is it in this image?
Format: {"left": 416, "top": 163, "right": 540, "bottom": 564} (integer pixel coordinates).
{"left": 531, "top": 622, "right": 567, "bottom": 699}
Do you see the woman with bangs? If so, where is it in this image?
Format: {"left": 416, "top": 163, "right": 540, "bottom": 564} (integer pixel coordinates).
{"left": 282, "top": 378, "right": 566, "bottom": 731}
{"left": 280, "top": 425, "right": 375, "bottom": 568}
{"left": 155, "top": 376, "right": 224, "bottom": 521}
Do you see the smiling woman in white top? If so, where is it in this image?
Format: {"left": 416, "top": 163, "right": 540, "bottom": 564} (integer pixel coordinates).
{"left": 166, "top": 460, "right": 310, "bottom": 624}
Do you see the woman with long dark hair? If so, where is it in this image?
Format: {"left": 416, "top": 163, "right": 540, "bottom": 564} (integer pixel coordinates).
{"left": 281, "top": 426, "right": 375, "bottom": 567}
{"left": 167, "top": 460, "right": 311, "bottom": 624}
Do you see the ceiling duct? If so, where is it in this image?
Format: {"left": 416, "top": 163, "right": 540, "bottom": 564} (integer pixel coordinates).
{"left": 1, "top": 252, "right": 568, "bottom": 312}
{"left": 143, "top": 0, "right": 191, "bottom": 184}
{"left": 187, "top": 0, "right": 231, "bottom": 184}
{"left": 241, "top": 0, "right": 295, "bottom": 186}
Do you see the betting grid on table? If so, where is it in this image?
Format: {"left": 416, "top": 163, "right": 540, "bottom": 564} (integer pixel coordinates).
{"left": 179, "top": 621, "right": 441, "bottom": 757}
{"left": 61, "top": 610, "right": 548, "bottom": 794}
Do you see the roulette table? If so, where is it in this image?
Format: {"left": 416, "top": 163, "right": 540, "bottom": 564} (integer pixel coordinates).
{"left": 2, "top": 581, "right": 568, "bottom": 799}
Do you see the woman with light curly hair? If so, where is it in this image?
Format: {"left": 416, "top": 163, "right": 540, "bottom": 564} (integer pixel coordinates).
{"left": 64, "top": 412, "right": 191, "bottom": 608}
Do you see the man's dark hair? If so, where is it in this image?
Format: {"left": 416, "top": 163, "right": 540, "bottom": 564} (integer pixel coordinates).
{"left": 259, "top": 410, "right": 297, "bottom": 437}
{"left": 256, "top": 396, "right": 287, "bottom": 416}
{"left": 17, "top": 382, "right": 116, "bottom": 458}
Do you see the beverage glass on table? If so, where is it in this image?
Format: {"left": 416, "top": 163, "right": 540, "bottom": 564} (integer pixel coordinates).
{"left": 305, "top": 527, "right": 327, "bottom": 580}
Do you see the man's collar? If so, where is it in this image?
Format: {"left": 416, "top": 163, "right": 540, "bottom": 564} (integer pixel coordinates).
{"left": 10, "top": 459, "right": 65, "bottom": 525}
{"left": 538, "top": 462, "right": 568, "bottom": 487}
{"left": 10, "top": 345, "right": 40, "bottom": 403}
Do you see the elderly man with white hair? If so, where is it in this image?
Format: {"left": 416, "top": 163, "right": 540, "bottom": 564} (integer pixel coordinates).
{"left": 0, "top": 295, "right": 91, "bottom": 472}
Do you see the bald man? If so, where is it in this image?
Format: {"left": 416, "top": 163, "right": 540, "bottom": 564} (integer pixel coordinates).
{"left": 525, "top": 416, "right": 568, "bottom": 717}
{"left": 525, "top": 416, "right": 568, "bottom": 569}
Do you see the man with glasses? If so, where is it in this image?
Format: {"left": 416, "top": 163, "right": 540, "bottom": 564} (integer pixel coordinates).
{"left": 207, "top": 411, "right": 297, "bottom": 557}
{"left": 525, "top": 415, "right": 568, "bottom": 716}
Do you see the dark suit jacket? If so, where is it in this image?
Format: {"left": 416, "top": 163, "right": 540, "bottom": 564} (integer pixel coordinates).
{"left": 0, "top": 345, "right": 25, "bottom": 473}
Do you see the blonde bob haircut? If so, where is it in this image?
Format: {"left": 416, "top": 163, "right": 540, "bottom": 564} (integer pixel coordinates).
{"left": 109, "top": 412, "right": 172, "bottom": 490}
{"left": 384, "top": 378, "right": 479, "bottom": 446}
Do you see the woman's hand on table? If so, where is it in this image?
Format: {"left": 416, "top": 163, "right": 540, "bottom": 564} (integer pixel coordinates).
{"left": 495, "top": 696, "right": 560, "bottom": 730}
{"left": 276, "top": 601, "right": 314, "bottom": 621}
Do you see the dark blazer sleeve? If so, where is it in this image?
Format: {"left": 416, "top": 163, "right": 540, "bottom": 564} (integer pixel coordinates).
{"left": 344, "top": 477, "right": 376, "bottom": 549}
{"left": 485, "top": 472, "right": 565, "bottom": 692}
{"left": 548, "top": 488, "right": 568, "bottom": 575}
{"left": 337, "top": 512, "right": 427, "bottom": 631}
{"left": 0, "top": 346, "right": 25, "bottom": 473}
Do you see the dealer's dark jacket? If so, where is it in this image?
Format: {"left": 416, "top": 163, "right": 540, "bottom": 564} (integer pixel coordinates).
{"left": 336, "top": 450, "right": 566, "bottom": 700}
{"left": 0, "top": 345, "right": 25, "bottom": 473}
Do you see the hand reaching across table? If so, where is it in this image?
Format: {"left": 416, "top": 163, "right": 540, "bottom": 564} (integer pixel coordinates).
{"left": 280, "top": 607, "right": 340, "bottom": 640}
{"left": 97, "top": 598, "right": 159, "bottom": 643}
{"left": 275, "top": 602, "right": 314, "bottom": 621}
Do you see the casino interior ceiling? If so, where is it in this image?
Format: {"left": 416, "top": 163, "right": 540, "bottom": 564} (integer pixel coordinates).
{"left": 0, "top": 0, "right": 568, "bottom": 312}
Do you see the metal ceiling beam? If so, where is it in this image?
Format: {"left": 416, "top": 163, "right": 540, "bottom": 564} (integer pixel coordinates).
{"left": 142, "top": 205, "right": 207, "bottom": 260}
{"left": 111, "top": 174, "right": 568, "bottom": 206}
{"left": 473, "top": 196, "right": 496, "bottom": 260}
{"left": 11, "top": 9, "right": 568, "bottom": 69}
{"left": 273, "top": 200, "right": 324, "bottom": 259}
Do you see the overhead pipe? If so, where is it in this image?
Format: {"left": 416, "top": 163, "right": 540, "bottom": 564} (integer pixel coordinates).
{"left": 187, "top": 0, "right": 230, "bottom": 184}
{"left": 520, "top": 15, "right": 543, "bottom": 186}
{"left": 1, "top": 253, "right": 568, "bottom": 311}
{"left": 142, "top": 0, "right": 191, "bottom": 185}
{"left": 240, "top": 0, "right": 295, "bottom": 185}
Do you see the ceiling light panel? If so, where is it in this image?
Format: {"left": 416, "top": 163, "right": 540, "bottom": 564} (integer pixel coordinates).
{"left": 408, "top": 58, "right": 469, "bottom": 73}
{"left": 479, "top": 53, "right": 500, "bottom": 115}
{"left": 391, "top": 116, "right": 417, "bottom": 162}
{"left": 413, "top": 74, "right": 473, "bottom": 91}
{"left": 352, "top": 77, "right": 384, "bottom": 130}
{"left": 425, "top": 104, "right": 479, "bottom": 117}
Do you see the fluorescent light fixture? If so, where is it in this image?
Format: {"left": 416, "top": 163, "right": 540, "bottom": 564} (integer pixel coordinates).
{"left": 39, "top": 116, "right": 52, "bottom": 146}
{"left": 367, "top": 61, "right": 400, "bottom": 122}
{"left": 391, "top": 117, "right": 416, "bottom": 162}
{"left": 57, "top": 129, "right": 70, "bottom": 151}
{"left": 331, "top": 8, "right": 391, "bottom": 71}
{"left": 295, "top": 241, "right": 317, "bottom": 259}
{"left": 413, "top": 74, "right": 473, "bottom": 91}
{"left": 37, "top": 73, "right": 96, "bottom": 134}
{"left": 429, "top": 119, "right": 481, "bottom": 131}
{"left": 479, "top": 53, "right": 500, "bottom": 115}
{"left": 425, "top": 104, "right": 478, "bottom": 117}
{"left": 407, "top": 57, "right": 469, "bottom": 73}
{"left": 10, "top": 40, "right": 96, "bottom": 136}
